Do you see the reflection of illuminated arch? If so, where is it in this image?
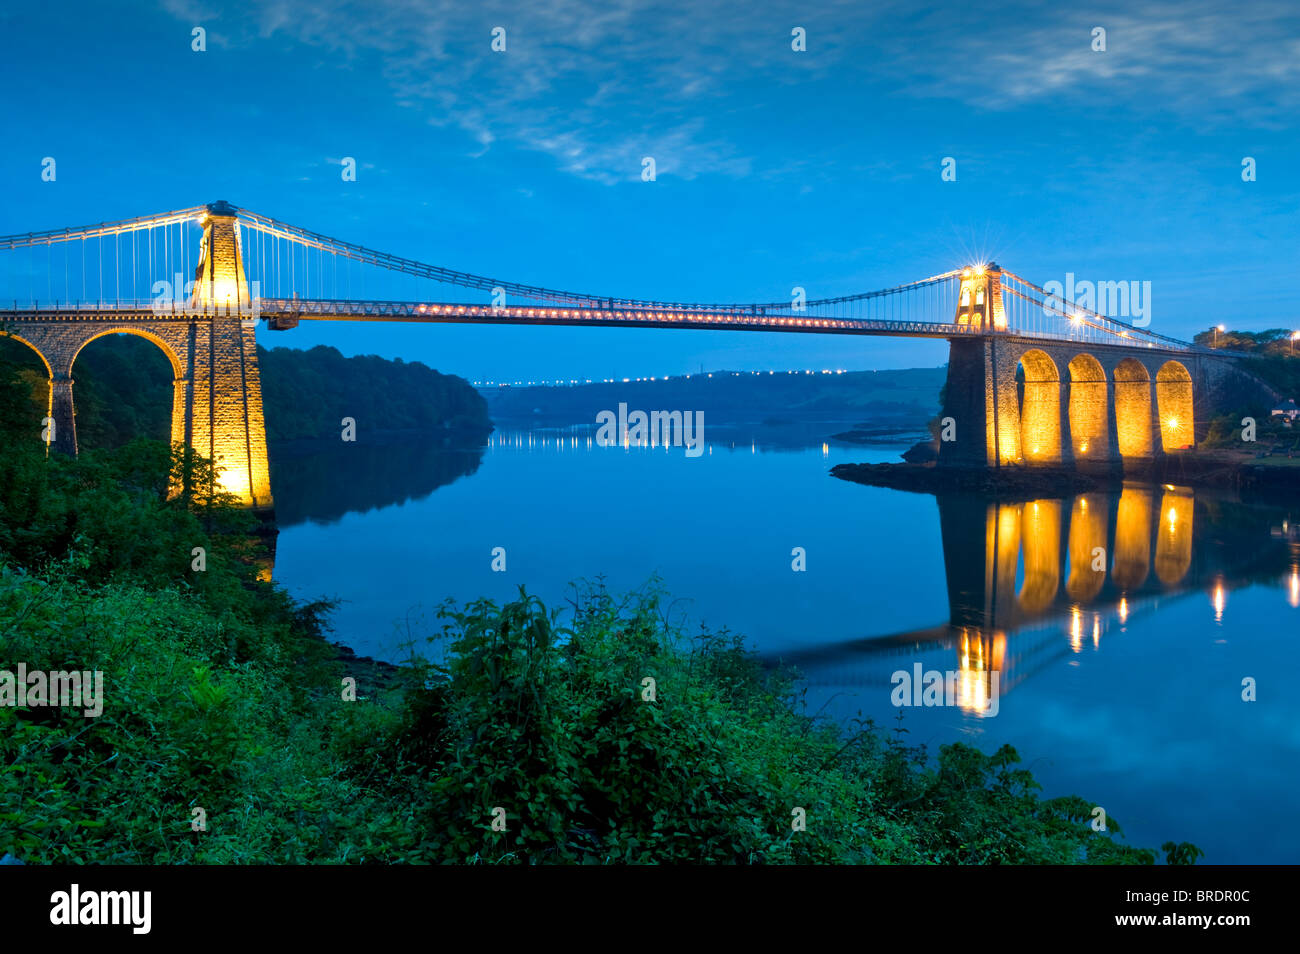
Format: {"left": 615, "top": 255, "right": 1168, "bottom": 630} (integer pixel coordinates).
{"left": 1111, "top": 486, "right": 1153, "bottom": 589}
{"left": 1156, "top": 361, "right": 1194, "bottom": 451}
{"left": 1154, "top": 489, "right": 1194, "bottom": 583}
{"left": 1067, "top": 354, "right": 1108, "bottom": 460}
{"left": 1066, "top": 494, "right": 1108, "bottom": 602}
{"left": 1017, "top": 350, "right": 1061, "bottom": 464}
{"left": 989, "top": 502, "right": 1022, "bottom": 607}
{"left": 956, "top": 627, "right": 1005, "bottom": 716}
{"left": 1017, "top": 499, "right": 1061, "bottom": 612}
{"left": 70, "top": 329, "right": 186, "bottom": 449}
{"left": 1113, "top": 359, "right": 1153, "bottom": 458}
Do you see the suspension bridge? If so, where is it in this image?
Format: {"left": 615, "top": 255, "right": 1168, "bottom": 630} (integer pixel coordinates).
{"left": 0, "top": 200, "right": 1271, "bottom": 508}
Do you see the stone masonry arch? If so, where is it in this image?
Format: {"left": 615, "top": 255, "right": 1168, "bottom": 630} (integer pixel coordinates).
{"left": 1155, "top": 360, "right": 1194, "bottom": 452}
{"left": 1066, "top": 353, "right": 1110, "bottom": 461}
{"left": 1112, "top": 358, "right": 1154, "bottom": 460}
{"left": 1016, "top": 349, "right": 1062, "bottom": 464}
{"left": 69, "top": 327, "right": 188, "bottom": 454}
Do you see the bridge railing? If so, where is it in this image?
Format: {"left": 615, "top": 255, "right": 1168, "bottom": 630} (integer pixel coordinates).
{"left": 0, "top": 299, "right": 261, "bottom": 317}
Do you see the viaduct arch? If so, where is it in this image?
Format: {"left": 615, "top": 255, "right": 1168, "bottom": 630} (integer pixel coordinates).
{"left": 939, "top": 336, "right": 1268, "bottom": 471}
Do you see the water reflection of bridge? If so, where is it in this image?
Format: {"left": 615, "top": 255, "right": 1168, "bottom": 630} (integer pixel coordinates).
{"left": 769, "top": 486, "right": 1297, "bottom": 714}
{"left": 946, "top": 484, "right": 1198, "bottom": 632}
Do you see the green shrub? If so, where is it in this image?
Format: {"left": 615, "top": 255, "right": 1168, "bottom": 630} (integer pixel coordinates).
{"left": 384, "top": 581, "right": 1168, "bottom": 864}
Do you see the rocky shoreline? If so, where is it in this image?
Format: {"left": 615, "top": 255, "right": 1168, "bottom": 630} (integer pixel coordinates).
{"left": 830, "top": 461, "right": 1105, "bottom": 497}
{"left": 832, "top": 446, "right": 1300, "bottom": 501}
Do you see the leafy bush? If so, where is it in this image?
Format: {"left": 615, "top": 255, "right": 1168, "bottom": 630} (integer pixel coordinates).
{"left": 383, "top": 582, "right": 1169, "bottom": 864}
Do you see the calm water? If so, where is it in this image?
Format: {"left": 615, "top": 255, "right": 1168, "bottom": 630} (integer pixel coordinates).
{"left": 270, "top": 429, "right": 1300, "bottom": 864}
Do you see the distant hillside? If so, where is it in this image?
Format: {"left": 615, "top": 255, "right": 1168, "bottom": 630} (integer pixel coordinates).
{"left": 259, "top": 345, "right": 492, "bottom": 444}
{"left": 480, "top": 367, "right": 946, "bottom": 428}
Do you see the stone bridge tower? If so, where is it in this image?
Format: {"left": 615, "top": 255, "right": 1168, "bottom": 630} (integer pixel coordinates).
{"left": 192, "top": 199, "right": 252, "bottom": 311}
{"left": 953, "top": 264, "right": 1007, "bottom": 332}
{"left": 179, "top": 200, "right": 272, "bottom": 509}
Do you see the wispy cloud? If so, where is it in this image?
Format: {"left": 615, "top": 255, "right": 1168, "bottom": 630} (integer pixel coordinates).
{"left": 161, "top": 0, "right": 1300, "bottom": 181}
{"left": 890, "top": 1, "right": 1300, "bottom": 123}
{"left": 162, "top": 0, "right": 874, "bottom": 182}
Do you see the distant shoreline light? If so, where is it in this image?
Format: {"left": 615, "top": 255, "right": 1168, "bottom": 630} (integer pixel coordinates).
{"left": 471, "top": 367, "right": 859, "bottom": 386}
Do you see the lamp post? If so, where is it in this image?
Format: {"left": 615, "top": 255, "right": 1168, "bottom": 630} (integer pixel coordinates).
{"left": 1214, "top": 324, "right": 1225, "bottom": 348}
{"left": 1292, "top": 330, "right": 1299, "bottom": 356}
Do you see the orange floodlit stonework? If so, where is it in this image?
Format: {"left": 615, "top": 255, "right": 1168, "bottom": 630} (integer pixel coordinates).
{"left": 1156, "top": 361, "right": 1195, "bottom": 451}
{"left": 955, "top": 264, "right": 1008, "bottom": 331}
{"left": 939, "top": 322, "right": 1221, "bottom": 471}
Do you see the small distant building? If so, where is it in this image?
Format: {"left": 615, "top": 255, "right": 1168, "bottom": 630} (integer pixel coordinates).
{"left": 1271, "top": 399, "right": 1299, "bottom": 423}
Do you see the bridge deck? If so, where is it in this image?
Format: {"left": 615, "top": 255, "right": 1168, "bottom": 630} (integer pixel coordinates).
{"left": 0, "top": 300, "right": 1203, "bottom": 352}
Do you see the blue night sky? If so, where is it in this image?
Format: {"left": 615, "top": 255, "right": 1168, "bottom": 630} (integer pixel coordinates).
{"left": 1, "top": 1, "right": 1298, "bottom": 382}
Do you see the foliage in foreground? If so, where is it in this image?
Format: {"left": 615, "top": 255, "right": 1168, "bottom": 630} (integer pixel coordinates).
{"left": 0, "top": 570, "right": 1189, "bottom": 864}
{"left": 0, "top": 431, "right": 1196, "bottom": 864}
{"left": 384, "top": 585, "right": 1186, "bottom": 864}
